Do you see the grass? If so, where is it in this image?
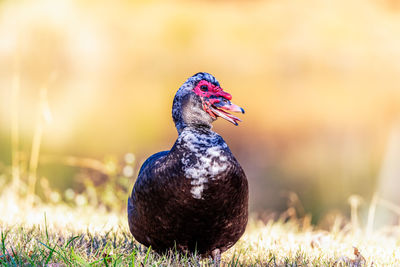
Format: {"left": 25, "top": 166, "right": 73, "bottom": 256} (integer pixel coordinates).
{"left": 1, "top": 196, "right": 400, "bottom": 266}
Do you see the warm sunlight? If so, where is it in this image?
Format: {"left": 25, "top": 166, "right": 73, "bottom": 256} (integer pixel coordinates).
{"left": 1, "top": 0, "right": 400, "bottom": 265}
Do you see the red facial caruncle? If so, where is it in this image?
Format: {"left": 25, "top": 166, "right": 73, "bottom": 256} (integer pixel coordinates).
{"left": 193, "top": 80, "right": 232, "bottom": 100}
{"left": 193, "top": 80, "right": 245, "bottom": 126}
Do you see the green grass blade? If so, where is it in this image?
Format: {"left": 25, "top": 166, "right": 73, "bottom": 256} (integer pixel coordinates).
{"left": 130, "top": 249, "right": 136, "bottom": 267}
{"left": 71, "top": 247, "right": 89, "bottom": 266}
{"left": 45, "top": 243, "right": 57, "bottom": 264}
{"left": 65, "top": 235, "right": 80, "bottom": 248}
{"left": 143, "top": 246, "right": 151, "bottom": 265}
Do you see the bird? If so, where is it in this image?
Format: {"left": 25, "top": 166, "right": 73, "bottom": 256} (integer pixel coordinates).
{"left": 127, "top": 72, "right": 248, "bottom": 265}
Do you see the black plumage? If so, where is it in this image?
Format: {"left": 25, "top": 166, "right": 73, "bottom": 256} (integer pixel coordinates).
{"left": 128, "top": 72, "right": 248, "bottom": 261}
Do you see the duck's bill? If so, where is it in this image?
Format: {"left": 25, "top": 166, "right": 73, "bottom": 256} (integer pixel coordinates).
{"left": 210, "top": 101, "right": 245, "bottom": 126}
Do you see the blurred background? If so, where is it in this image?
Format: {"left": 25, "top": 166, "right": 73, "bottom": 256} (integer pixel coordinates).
{"left": 1, "top": 0, "right": 400, "bottom": 225}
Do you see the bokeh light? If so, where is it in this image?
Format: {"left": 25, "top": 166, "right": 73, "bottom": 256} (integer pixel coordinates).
{"left": 1, "top": 0, "right": 400, "bottom": 224}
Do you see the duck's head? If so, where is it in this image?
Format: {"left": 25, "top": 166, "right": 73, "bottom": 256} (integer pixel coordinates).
{"left": 172, "top": 72, "right": 244, "bottom": 133}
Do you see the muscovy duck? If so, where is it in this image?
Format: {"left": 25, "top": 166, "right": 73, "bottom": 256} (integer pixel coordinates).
{"left": 128, "top": 72, "right": 248, "bottom": 264}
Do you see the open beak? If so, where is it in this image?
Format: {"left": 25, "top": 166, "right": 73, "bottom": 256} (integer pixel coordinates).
{"left": 209, "top": 99, "right": 245, "bottom": 126}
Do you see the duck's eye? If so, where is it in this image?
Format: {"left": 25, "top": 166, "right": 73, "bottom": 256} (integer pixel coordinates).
{"left": 200, "top": 85, "right": 208, "bottom": 92}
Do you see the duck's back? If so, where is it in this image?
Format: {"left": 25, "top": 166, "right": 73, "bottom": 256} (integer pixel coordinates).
{"left": 128, "top": 127, "right": 248, "bottom": 255}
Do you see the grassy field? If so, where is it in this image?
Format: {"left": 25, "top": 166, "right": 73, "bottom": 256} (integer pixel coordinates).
{"left": 2, "top": 1, "right": 400, "bottom": 265}
{"left": 1, "top": 194, "right": 399, "bottom": 266}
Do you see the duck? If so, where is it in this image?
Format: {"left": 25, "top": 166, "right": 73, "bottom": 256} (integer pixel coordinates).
{"left": 127, "top": 72, "right": 248, "bottom": 265}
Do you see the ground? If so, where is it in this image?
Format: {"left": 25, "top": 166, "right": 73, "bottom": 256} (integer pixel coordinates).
{"left": 1, "top": 198, "right": 399, "bottom": 266}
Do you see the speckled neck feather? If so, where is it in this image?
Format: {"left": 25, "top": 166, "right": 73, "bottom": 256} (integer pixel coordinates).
{"left": 177, "top": 126, "right": 229, "bottom": 199}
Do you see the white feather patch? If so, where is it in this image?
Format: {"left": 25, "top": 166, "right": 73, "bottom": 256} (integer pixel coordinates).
{"left": 179, "top": 128, "right": 228, "bottom": 199}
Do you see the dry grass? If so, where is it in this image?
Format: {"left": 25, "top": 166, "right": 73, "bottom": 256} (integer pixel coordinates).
{"left": 1, "top": 191, "right": 400, "bottom": 266}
